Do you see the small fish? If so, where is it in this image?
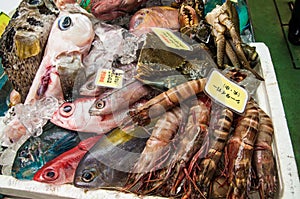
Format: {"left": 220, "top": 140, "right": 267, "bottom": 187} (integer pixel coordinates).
{"left": 11, "top": 122, "right": 82, "bottom": 180}
{"left": 33, "top": 134, "right": 102, "bottom": 185}
{"left": 0, "top": 0, "right": 59, "bottom": 103}
{"left": 50, "top": 97, "right": 131, "bottom": 134}
{"left": 73, "top": 127, "right": 148, "bottom": 189}
{"left": 89, "top": 80, "right": 152, "bottom": 116}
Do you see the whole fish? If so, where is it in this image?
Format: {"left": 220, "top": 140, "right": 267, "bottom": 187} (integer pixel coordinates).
{"left": 89, "top": 80, "right": 152, "bottom": 116}
{"left": 25, "top": 9, "right": 95, "bottom": 103}
{"left": 0, "top": 0, "right": 59, "bottom": 102}
{"left": 33, "top": 134, "right": 102, "bottom": 185}
{"left": 11, "top": 122, "right": 82, "bottom": 180}
{"left": 73, "top": 127, "right": 148, "bottom": 189}
{"left": 51, "top": 97, "right": 135, "bottom": 134}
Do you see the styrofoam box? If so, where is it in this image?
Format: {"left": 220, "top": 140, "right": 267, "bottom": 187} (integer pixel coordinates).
{"left": 0, "top": 39, "right": 299, "bottom": 199}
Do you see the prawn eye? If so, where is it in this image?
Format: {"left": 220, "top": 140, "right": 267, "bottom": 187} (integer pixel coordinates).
{"left": 59, "top": 103, "right": 75, "bottom": 117}
{"left": 58, "top": 16, "right": 72, "bottom": 31}
{"left": 95, "top": 100, "right": 105, "bottom": 109}
{"left": 27, "top": 0, "right": 43, "bottom": 6}
{"left": 81, "top": 170, "right": 96, "bottom": 183}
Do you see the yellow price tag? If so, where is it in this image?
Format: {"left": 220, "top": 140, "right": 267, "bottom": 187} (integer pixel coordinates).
{"left": 95, "top": 69, "right": 124, "bottom": 89}
{"left": 151, "top": 27, "right": 192, "bottom": 51}
{"left": 0, "top": 12, "right": 10, "bottom": 37}
{"left": 205, "top": 69, "right": 249, "bottom": 113}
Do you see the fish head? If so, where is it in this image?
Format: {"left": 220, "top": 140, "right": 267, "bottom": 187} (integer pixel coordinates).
{"left": 47, "top": 11, "right": 94, "bottom": 61}
{"left": 10, "top": 0, "right": 59, "bottom": 59}
{"left": 12, "top": 139, "right": 45, "bottom": 179}
{"left": 74, "top": 153, "right": 127, "bottom": 189}
{"left": 33, "top": 165, "right": 66, "bottom": 184}
{"left": 11, "top": 122, "right": 81, "bottom": 179}
{"left": 50, "top": 97, "right": 96, "bottom": 131}
{"left": 89, "top": 97, "right": 108, "bottom": 116}
{"left": 79, "top": 79, "right": 98, "bottom": 97}
{"left": 79, "top": 74, "right": 107, "bottom": 97}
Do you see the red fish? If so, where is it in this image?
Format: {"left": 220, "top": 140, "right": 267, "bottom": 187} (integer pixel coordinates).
{"left": 33, "top": 134, "right": 102, "bottom": 185}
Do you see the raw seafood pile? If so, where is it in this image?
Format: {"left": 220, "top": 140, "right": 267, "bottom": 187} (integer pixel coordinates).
{"left": 0, "top": 0, "right": 278, "bottom": 198}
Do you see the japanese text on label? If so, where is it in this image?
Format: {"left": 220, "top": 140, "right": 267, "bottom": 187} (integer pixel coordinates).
{"left": 152, "top": 27, "right": 191, "bottom": 51}
{"left": 205, "top": 70, "right": 249, "bottom": 113}
{"left": 95, "top": 69, "right": 124, "bottom": 88}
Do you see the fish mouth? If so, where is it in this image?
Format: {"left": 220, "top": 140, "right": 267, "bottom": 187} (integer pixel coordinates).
{"left": 50, "top": 113, "right": 64, "bottom": 126}
{"left": 89, "top": 108, "right": 101, "bottom": 116}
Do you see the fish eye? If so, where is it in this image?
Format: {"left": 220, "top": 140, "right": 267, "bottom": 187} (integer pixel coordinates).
{"left": 86, "top": 82, "right": 95, "bottom": 90}
{"left": 27, "top": 0, "right": 44, "bottom": 6}
{"left": 43, "top": 169, "right": 58, "bottom": 180}
{"left": 59, "top": 103, "right": 75, "bottom": 117}
{"left": 81, "top": 170, "right": 96, "bottom": 183}
{"left": 63, "top": 105, "right": 72, "bottom": 113}
{"left": 58, "top": 16, "right": 72, "bottom": 31}
{"left": 46, "top": 171, "right": 55, "bottom": 178}
{"left": 95, "top": 100, "right": 105, "bottom": 109}
{"left": 19, "top": 150, "right": 27, "bottom": 157}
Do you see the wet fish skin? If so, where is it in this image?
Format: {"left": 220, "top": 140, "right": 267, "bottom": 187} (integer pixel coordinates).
{"left": 73, "top": 127, "right": 148, "bottom": 189}
{"left": 33, "top": 134, "right": 102, "bottom": 185}
{"left": 0, "top": 0, "right": 59, "bottom": 102}
{"left": 51, "top": 96, "right": 138, "bottom": 134}
{"left": 11, "top": 122, "right": 81, "bottom": 180}
{"left": 89, "top": 80, "right": 152, "bottom": 116}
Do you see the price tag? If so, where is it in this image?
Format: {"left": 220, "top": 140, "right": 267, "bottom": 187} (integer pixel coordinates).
{"left": 151, "top": 27, "right": 192, "bottom": 51}
{"left": 94, "top": 69, "right": 124, "bottom": 89}
{"left": 205, "top": 69, "right": 249, "bottom": 113}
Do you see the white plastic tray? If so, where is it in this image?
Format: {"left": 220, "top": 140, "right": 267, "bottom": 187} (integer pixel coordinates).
{"left": 0, "top": 42, "right": 299, "bottom": 198}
